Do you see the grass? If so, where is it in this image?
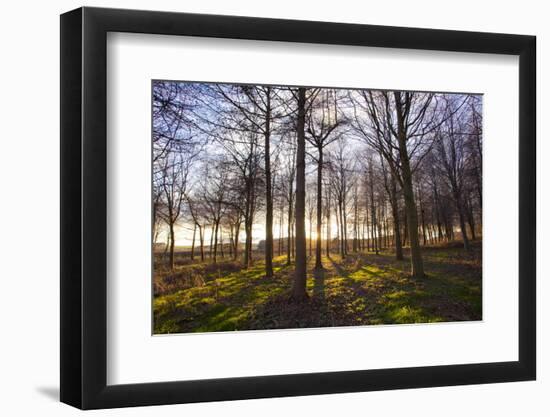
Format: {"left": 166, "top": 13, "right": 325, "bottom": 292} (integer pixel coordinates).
{"left": 153, "top": 241, "right": 482, "bottom": 334}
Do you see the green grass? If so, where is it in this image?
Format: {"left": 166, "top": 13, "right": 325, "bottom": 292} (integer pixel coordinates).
{"left": 153, "top": 242, "right": 482, "bottom": 334}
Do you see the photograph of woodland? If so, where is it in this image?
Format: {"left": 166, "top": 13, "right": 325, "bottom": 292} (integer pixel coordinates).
{"left": 152, "top": 81, "right": 482, "bottom": 334}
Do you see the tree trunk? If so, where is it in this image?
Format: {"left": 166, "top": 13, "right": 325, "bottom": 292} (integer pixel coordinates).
{"left": 377, "top": 205, "right": 383, "bottom": 251}
{"left": 432, "top": 176, "right": 443, "bottom": 243}
{"left": 453, "top": 189, "right": 470, "bottom": 250}
{"left": 314, "top": 149, "right": 325, "bottom": 269}
{"left": 420, "top": 206, "right": 427, "bottom": 246}
{"left": 335, "top": 200, "right": 341, "bottom": 254}
{"left": 229, "top": 224, "right": 234, "bottom": 259}
{"left": 191, "top": 223, "right": 196, "bottom": 261}
{"left": 278, "top": 208, "right": 283, "bottom": 256}
{"left": 209, "top": 224, "right": 214, "bottom": 259}
{"left": 169, "top": 222, "right": 175, "bottom": 271}
{"left": 466, "top": 195, "right": 477, "bottom": 241}
{"left": 390, "top": 174, "right": 403, "bottom": 260}
{"left": 339, "top": 201, "right": 345, "bottom": 257}
{"left": 365, "top": 201, "right": 372, "bottom": 252}
{"left": 343, "top": 197, "right": 349, "bottom": 256}
{"left": 199, "top": 225, "right": 204, "bottom": 262}
{"left": 402, "top": 210, "right": 408, "bottom": 247}
{"left": 264, "top": 88, "right": 274, "bottom": 278}
{"left": 291, "top": 87, "right": 308, "bottom": 301}
{"left": 287, "top": 194, "right": 293, "bottom": 265}
{"left": 326, "top": 190, "right": 331, "bottom": 257}
{"left": 234, "top": 221, "right": 240, "bottom": 261}
{"left": 369, "top": 163, "right": 378, "bottom": 255}
{"left": 245, "top": 224, "right": 253, "bottom": 267}
{"left": 308, "top": 212, "right": 313, "bottom": 258}
{"left": 353, "top": 187, "right": 358, "bottom": 252}
{"left": 394, "top": 92, "right": 424, "bottom": 278}
{"left": 213, "top": 220, "right": 219, "bottom": 263}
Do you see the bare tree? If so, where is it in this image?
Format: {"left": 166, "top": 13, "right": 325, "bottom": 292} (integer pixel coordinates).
{"left": 186, "top": 192, "right": 206, "bottom": 262}
{"left": 379, "top": 154, "right": 403, "bottom": 259}
{"left": 201, "top": 161, "right": 230, "bottom": 263}
{"left": 349, "top": 91, "right": 446, "bottom": 278}
{"left": 213, "top": 85, "right": 287, "bottom": 277}
{"left": 305, "top": 89, "right": 344, "bottom": 270}
{"left": 328, "top": 139, "right": 354, "bottom": 258}
{"left": 159, "top": 152, "right": 191, "bottom": 270}
{"left": 291, "top": 87, "right": 309, "bottom": 302}
{"left": 434, "top": 95, "right": 473, "bottom": 250}
{"left": 280, "top": 142, "right": 297, "bottom": 266}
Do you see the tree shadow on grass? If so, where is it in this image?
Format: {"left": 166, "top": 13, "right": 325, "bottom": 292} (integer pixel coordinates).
{"left": 322, "top": 250, "right": 482, "bottom": 325}
{"left": 327, "top": 255, "right": 350, "bottom": 278}
{"left": 154, "top": 260, "right": 295, "bottom": 333}
{"left": 312, "top": 267, "right": 326, "bottom": 300}
{"left": 154, "top": 243, "right": 482, "bottom": 333}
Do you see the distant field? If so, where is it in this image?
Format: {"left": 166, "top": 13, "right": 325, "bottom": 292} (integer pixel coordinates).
{"left": 153, "top": 240, "right": 482, "bottom": 334}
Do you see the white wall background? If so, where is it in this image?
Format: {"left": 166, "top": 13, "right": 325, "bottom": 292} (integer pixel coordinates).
{"left": 0, "top": 0, "right": 545, "bottom": 415}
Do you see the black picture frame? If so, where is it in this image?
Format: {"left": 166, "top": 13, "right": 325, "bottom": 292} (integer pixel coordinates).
{"left": 60, "top": 6, "right": 536, "bottom": 410}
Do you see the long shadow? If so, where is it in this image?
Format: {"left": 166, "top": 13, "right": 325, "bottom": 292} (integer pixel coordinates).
{"left": 329, "top": 254, "right": 391, "bottom": 286}
{"left": 327, "top": 255, "right": 350, "bottom": 279}
{"left": 313, "top": 268, "right": 326, "bottom": 299}
{"left": 172, "top": 259, "right": 298, "bottom": 332}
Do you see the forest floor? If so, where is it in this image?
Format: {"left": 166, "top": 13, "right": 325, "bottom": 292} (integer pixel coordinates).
{"left": 153, "top": 241, "right": 482, "bottom": 334}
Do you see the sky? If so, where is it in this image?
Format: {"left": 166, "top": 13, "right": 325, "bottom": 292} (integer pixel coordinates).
{"left": 153, "top": 81, "right": 481, "bottom": 248}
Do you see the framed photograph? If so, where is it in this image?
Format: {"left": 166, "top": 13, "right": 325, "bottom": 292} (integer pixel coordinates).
{"left": 60, "top": 6, "right": 536, "bottom": 409}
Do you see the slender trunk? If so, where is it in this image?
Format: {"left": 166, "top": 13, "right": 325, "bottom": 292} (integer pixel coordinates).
{"left": 152, "top": 201, "right": 159, "bottom": 245}
{"left": 291, "top": 220, "right": 295, "bottom": 259}
{"left": 444, "top": 207, "right": 453, "bottom": 242}
{"left": 234, "top": 221, "right": 240, "bottom": 261}
{"left": 369, "top": 163, "right": 378, "bottom": 255}
{"left": 335, "top": 200, "right": 341, "bottom": 255}
{"left": 394, "top": 92, "right": 424, "bottom": 278}
{"left": 244, "top": 221, "right": 253, "bottom": 268}
{"left": 353, "top": 187, "right": 358, "bottom": 252}
{"left": 220, "top": 228, "right": 225, "bottom": 259}
{"left": 287, "top": 195, "right": 293, "bottom": 265}
{"left": 453, "top": 188, "right": 471, "bottom": 250}
{"left": 361, "top": 216, "right": 366, "bottom": 252}
{"left": 339, "top": 201, "right": 345, "bottom": 257}
{"left": 308, "top": 211, "right": 313, "bottom": 258}
{"left": 244, "top": 186, "right": 252, "bottom": 267}
{"left": 213, "top": 220, "right": 219, "bottom": 263}
{"left": 326, "top": 190, "right": 331, "bottom": 257}
{"left": 384, "top": 212, "right": 389, "bottom": 248}
{"left": 169, "top": 222, "right": 175, "bottom": 271}
{"left": 365, "top": 200, "right": 372, "bottom": 252}
{"left": 380, "top": 208, "right": 385, "bottom": 249}
{"left": 390, "top": 174, "right": 403, "bottom": 260}
{"left": 291, "top": 87, "right": 308, "bottom": 301}
{"left": 209, "top": 224, "right": 214, "bottom": 259}
{"left": 315, "top": 149, "right": 324, "bottom": 269}
{"left": 343, "top": 197, "right": 349, "bottom": 256}
{"left": 229, "top": 224, "right": 234, "bottom": 258}
{"left": 432, "top": 177, "right": 443, "bottom": 242}
{"left": 248, "top": 221, "right": 254, "bottom": 267}
{"left": 278, "top": 207, "right": 283, "bottom": 256}
{"left": 199, "top": 225, "right": 204, "bottom": 262}
{"left": 419, "top": 193, "right": 427, "bottom": 246}
{"left": 402, "top": 209, "right": 408, "bottom": 247}
{"left": 466, "top": 195, "right": 477, "bottom": 241}
{"left": 164, "top": 226, "right": 170, "bottom": 256}
{"left": 191, "top": 223, "right": 197, "bottom": 261}
{"left": 475, "top": 164, "right": 482, "bottom": 210}
{"left": 264, "top": 88, "right": 274, "bottom": 277}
